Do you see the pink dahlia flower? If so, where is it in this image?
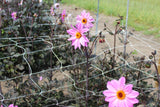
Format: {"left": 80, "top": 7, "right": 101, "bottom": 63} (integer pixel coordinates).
{"left": 1, "top": 104, "right": 18, "bottom": 107}
{"left": 50, "top": 6, "right": 54, "bottom": 16}
{"left": 76, "top": 10, "right": 94, "bottom": 29}
{"left": 18, "top": 0, "right": 23, "bottom": 6}
{"left": 8, "top": 104, "right": 18, "bottom": 107}
{"left": 11, "top": 12, "right": 17, "bottom": 21}
{"left": 39, "top": 76, "right": 43, "bottom": 81}
{"left": 67, "top": 23, "right": 89, "bottom": 49}
{"left": 61, "top": 9, "right": 66, "bottom": 22}
{"left": 54, "top": 3, "right": 60, "bottom": 9}
{"left": 103, "top": 77, "right": 139, "bottom": 107}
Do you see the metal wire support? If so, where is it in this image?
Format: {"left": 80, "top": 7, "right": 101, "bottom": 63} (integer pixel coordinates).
{"left": 123, "top": 0, "right": 130, "bottom": 68}
{"left": 94, "top": 0, "right": 100, "bottom": 55}
{"left": 54, "top": 0, "right": 56, "bottom": 4}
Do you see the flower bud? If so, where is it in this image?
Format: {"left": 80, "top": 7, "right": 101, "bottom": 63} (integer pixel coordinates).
{"left": 149, "top": 55, "right": 153, "bottom": 59}
{"left": 117, "top": 21, "right": 120, "bottom": 25}
{"left": 145, "top": 61, "right": 151, "bottom": 68}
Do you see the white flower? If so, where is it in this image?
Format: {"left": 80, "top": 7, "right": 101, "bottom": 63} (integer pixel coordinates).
{"left": 66, "top": 14, "right": 72, "bottom": 24}
{"left": 54, "top": 3, "right": 60, "bottom": 9}
{"left": 18, "top": 0, "right": 23, "bottom": 6}
{"left": 39, "top": 0, "right": 42, "bottom": 3}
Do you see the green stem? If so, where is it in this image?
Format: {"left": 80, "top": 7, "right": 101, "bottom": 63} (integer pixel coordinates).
{"left": 85, "top": 47, "right": 89, "bottom": 107}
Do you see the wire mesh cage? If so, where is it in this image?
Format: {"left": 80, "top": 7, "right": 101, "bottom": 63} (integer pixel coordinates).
{"left": 0, "top": 0, "right": 160, "bottom": 106}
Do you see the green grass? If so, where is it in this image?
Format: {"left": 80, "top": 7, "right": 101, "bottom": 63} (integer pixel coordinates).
{"left": 61, "top": 0, "right": 160, "bottom": 36}
{"left": 144, "top": 29, "right": 159, "bottom": 35}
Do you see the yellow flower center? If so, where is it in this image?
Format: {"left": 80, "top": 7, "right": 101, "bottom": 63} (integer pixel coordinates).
{"left": 116, "top": 90, "right": 126, "bottom": 100}
{"left": 56, "top": 5, "right": 59, "bottom": 8}
{"left": 33, "top": 13, "right": 37, "bottom": 17}
{"left": 75, "top": 32, "right": 82, "bottom": 39}
{"left": 82, "top": 18, "right": 87, "bottom": 24}
{"left": 14, "top": 13, "right": 16, "bottom": 18}
{"left": 63, "top": 14, "right": 65, "bottom": 18}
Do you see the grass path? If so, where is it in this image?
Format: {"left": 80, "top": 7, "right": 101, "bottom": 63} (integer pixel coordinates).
{"left": 61, "top": 0, "right": 160, "bottom": 37}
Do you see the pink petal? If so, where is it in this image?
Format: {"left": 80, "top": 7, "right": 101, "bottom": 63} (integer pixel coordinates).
{"left": 108, "top": 102, "right": 115, "bottom": 107}
{"left": 68, "top": 36, "right": 76, "bottom": 41}
{"left": 85, "top": 42, "right": 88, "bottom": 47}
{"left": 71, "top": 25, "right": 77, "bottom": 31}
{"left": 118, "top": 77, "right": 126, "bottom": 89}
{"left": 116, "top": 101, "right": 122, "bottom": 107}
{"left": 124, "top": 99, "right": 134, "bottom": 107}
{"left": 8, "top": 104, "right": 14, "bottom": 107}
{"left": 112, "top": 99, "right": 118, "bottom": 106}
{"left": 119, "top": 77, "right": 125, "bottom": 84}
{"left": 107, "top": 81, "right": 117, "bottom": 92}
{"left": 81, "top": 28, "right": 89, "bottom": 33}
{"left": 74, "top": 45, "right": 77, "bottom": 49}
{"left": 67, "top": 29, "right": 76, "bottom": 36}
{"left": 74, "top": 39, "right": 79, "bottom": 49}
{"left": 118, "top": 101, "right": 126, "bottom": 107}
{"left": 78, "top": 41, "right": 81, "bottom": 49}
{"left": 103, "top": 90, "right": 116, "bottom": 97}
{"left": 81, "top": 10, "right": 86, "bottom": 16}
{"left": 89, "top": 16, "right": 94, "bottom": 21}
{"left": 72, "top": 39, "right": 78, "bottom": 46}
{"left": 85, "top": 12, "right": 90, "bottom": 18}
{"left": 76, "top": 15, "right": 82, "bottom": 21}
{"left": 124, "top": 84, "right": 133, "bottom": 94}
{"left": 127, "top": 90, "right": 139, "bottom": 98}
{"left": 126, "top": 97, "right": 139, "bottom": 105}
{"left": 71, "top": 40, "right": 76, "bottom": 46}
{"left": 105, "top": 96, "right": 116, "bottom": 102}
{"left": 79, "top": 37, "right": 85, "bottom": 46}
{"left": 83, "top": 36, "right": 89, "bottom": 42}
{"left": 40, "top": 76, "right": 43, "bottom": 81}
{"left": 76, "top": 23, "right": 83, "bottom": 30}
{"left": 107, "top": 81, "right": 116, "bottom": 92}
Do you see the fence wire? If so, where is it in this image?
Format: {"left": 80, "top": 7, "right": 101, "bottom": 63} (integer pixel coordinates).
{"left": 0, "top": 0, "right": 160, "bottom": 106}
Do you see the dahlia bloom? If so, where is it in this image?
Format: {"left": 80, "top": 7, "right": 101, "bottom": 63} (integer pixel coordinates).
{"left": 1, "top": 104, "right": 18, "bottom": 107}
{"left": 54, "top": 3, "right": 60, "bottom": 9}
{"left": 40, "top": 76, "right": 43, "bottom": 81}
{"left": 33, "top": 13, "right": 38, "bottom": 17}
{"left": 67, "top": 23, "right": 89, "bottom": 49}
{"left": 103, "top": 77, "right": 139, "bottom": 107}
{"left": 66, "top": 14, "right": 72, "bottom": 24}
{"left": 50, "top": 6, "right": 54, "bottom": 16}
{"left": 61, "top": 9, "right": 66, "bottom": 22}
{"left": 8, "top": 104, "right": 18, "bottom": 107}
{"left": 76, "top": 10, "right": 94, "bottom": 29}
{"left": 39, "top": 0, "right": 43, "bottom": 3}
{"left": 11, "top": 12, "right": 17, "bottom": 21}
{"left": 18, "top": 0, "right": 23, "bottom": 6}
